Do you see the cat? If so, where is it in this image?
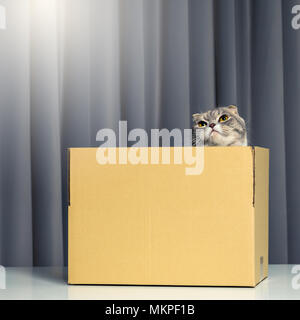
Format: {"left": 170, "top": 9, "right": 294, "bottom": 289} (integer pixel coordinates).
{"left": 192, "top": 105, "right": 248, "bottom": 146}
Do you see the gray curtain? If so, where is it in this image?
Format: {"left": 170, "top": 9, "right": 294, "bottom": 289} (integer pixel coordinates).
{"left": 0, "top": 0, "right": 299, "bottom": 266}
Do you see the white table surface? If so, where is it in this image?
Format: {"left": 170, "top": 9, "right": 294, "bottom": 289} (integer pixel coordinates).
{"left": 0, "top": 265, "right": 299, "bottom": 300}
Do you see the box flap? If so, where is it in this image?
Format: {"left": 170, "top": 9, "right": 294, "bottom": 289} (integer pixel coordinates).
{"left": 253, "top": 146, "right": 269, "bottom": 285}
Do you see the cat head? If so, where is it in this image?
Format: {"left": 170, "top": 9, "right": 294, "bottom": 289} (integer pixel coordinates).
{"left": 192, "top": 105, "right": 247, "bottom": 146}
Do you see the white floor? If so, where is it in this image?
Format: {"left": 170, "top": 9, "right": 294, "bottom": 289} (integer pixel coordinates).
{"left": 0, "top": 265, "right": 299, "bottom": 300}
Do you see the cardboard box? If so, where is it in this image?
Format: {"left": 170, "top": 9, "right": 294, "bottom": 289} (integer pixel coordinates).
{"left": 68, "top": 146, "right": 269, "bottom": 287}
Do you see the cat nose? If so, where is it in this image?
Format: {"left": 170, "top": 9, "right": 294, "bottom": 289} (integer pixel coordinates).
{"left": 209, "top": 123, "right": 216, "bottom": 129}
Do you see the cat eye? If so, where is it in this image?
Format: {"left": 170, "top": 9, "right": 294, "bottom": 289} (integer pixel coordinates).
{"left": 198, "top": 121, "right": 207, "bottom": 128}
{"left": 219, "top": 114, "right": 229, "bottom": 122}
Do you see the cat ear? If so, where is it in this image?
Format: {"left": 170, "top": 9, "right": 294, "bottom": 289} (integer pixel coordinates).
{"left": 192, "top": 113, "right": 201, "bottom": 122}
{"left": 227, "top": 105, "right": 239, "bottom": 114}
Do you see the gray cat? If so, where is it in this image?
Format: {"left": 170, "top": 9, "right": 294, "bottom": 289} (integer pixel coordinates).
{"left": 192, "top": 105, "right": 248, "bottom": 146}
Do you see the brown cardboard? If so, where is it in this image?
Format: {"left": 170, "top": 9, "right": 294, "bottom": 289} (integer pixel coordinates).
{"left": 68, "top": 146, "right": 269, "bottom": 287}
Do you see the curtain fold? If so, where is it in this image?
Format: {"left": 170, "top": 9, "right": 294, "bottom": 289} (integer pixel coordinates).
{"left": 0, "top": 0, "right": 32, "bottom": 266}
{"left": 160, "top": 0, "right": 190, "bottom": 132}
{"left": 282, "top": 0, "right": 300, "bottom": 264}
{"left": 251, "top": 0, "right": 288, "bottom": 263}
{"left": 30, "top": 0, "right": 64, "bottom": 266}
{"left": 0, "top": 0, "right": 299, "bottom": 265}
{"left": 189, "top": 0, "right": 216, "bottom": 115}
